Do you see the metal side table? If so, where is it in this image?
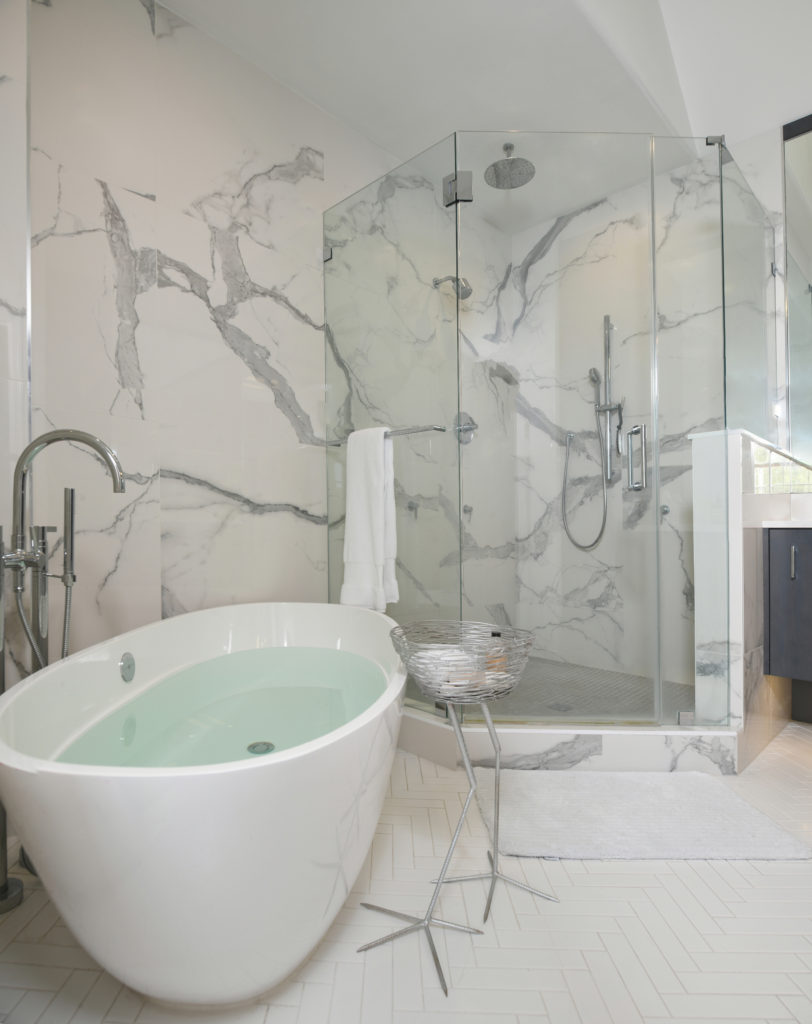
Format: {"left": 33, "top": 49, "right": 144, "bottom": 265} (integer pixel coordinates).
{"left": 358, "top": 621, "right": 557, "bottom": 995}
{"left": 438, "top": 699, "right": 558, "bottom": 922}
{"left": 358, "top": 699, "right": 483, "bottom": 996}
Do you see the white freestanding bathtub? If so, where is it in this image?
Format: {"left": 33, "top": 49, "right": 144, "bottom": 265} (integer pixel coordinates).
{"left": 0, "top": 602, "right": 405, "bottom": 1006}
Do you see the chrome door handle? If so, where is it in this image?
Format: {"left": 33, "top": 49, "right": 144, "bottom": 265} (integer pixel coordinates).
{"left": 627, "top": 424, "right": 647, "bottom": 491}
{"left": 791, "top": 543, "right": 797, "bottom": 580}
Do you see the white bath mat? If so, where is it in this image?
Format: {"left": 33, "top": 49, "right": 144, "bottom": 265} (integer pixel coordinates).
{"left": 473, "top": 768, "right": 811, "bottom": 860}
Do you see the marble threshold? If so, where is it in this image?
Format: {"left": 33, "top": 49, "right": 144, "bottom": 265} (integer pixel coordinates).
{"left": 398, "top": 707, "right": 740, "bottom": 776}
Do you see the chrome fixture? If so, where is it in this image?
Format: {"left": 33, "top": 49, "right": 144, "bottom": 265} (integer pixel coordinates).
{"left": 453, "top": 411, "right": 478, "bottom": 445}
{"left": 10, "top": 429, "right": 125, "bottom": 557}
{"left": 627, "top": 424, "right": 647, "bottom": 491}
{"left": 562, "top": 425, "right": 608, "bottom": 552}
{"left": 328, "top": 416, "right": 479, "bottom": 446}
{"left": 246, "top": 741, "right": 275, "bottom": 755}
{"left": 119, "top": 652, "right": 136, "bottom": 683}
{"left": 441, "top": 170, "right": 473, "bottom": 207}
{"left": 595, "top": 315, "right": 624, "bottom": 482}
{"left": 4, "top": 429, "right": 125, "bottom": 673}
{"left": 483, "top": 142, "right": 536, "bottom": 190}
{"left": 0, "top": 430, "right": 126, "bottom": 910}
{"left": 328, "top": 424, "right": 445, "bottom": 447}
{"left": 432, "top": 275, "right": 473, "bottom": 300}
{"left": 561, "top": 316, "right": 624, "bottom": 552}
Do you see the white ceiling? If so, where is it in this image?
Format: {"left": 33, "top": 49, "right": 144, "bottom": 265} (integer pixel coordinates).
{"left": 159, "top": 0, "right": 692, "bottom": 163}
{"left": 658, "top": 0, "right": 812, "bottom": 143}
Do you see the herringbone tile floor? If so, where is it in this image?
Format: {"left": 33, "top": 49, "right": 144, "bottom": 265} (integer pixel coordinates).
{"left": 3, "top": 723, "right": 812, "bottom": 1023}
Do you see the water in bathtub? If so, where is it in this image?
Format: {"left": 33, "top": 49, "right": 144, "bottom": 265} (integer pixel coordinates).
{"left": 57, "top": 648, "right": 386, "bottom": 768}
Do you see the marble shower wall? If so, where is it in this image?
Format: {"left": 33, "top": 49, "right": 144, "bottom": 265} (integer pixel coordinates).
{"left": 323, "top": 135, "right": 730, "bottom": 695}
{"left": 15, "top": 0, "right": 396, "bottom": 668}
{"left": 457, "top": 139, "right": 730, "bottom": 690}
{"left": 324, "top": 132, "right": 773, "bottom": 715}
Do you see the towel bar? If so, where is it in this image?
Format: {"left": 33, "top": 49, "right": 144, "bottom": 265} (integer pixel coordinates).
{"left": 326, "top": 425, "right": 446, "bottom": 446}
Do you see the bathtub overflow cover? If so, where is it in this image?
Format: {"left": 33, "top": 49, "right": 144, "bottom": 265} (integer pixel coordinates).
{"left": 247, "top": 741, "right": 275, "bottom": 755}
{"left": 119, "top": 652, "right": 135, "bottom": 683}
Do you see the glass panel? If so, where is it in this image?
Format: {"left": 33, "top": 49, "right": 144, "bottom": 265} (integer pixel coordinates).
{"left": 787, "top": 252, "right": 812, "bottom": 462}
{"left": 323, "top": 136, "right": 461, "bottom": 712}
{"left": 455, "top": 131, "right": 660, "bottom": 724}
{"left": 721, "top": 153, "right": 778, "bottom": 444}
{"left": 785, "top": 123, "right": 812, "bottom": 463}
{"left": 653, "top": 137, "right": 726, "bottom": 727}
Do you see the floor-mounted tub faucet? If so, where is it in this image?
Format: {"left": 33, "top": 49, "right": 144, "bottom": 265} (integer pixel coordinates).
{"left": 0, "top": 429, "right": 125, "bottom": 911}
{"left": 3, "top": 428, "right": 125, "bottom": 674}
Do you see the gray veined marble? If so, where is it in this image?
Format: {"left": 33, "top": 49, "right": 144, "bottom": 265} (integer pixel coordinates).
{"left": 325, "top": 135, "right": 767, "bottom": 726}
{"left": 696, "top": 640, "right": 736, "bottom": 677}
{"left": 157, "top": 246, "right": 322, "bottom": 446}
{"left": 160, "top": 469, "right": 327, "bottom": 526}
{"left": 190, "top": 147, "right": 324, "bottom": 246}
{"left": 665, "top": 734, "right": 737, "bottom": 775}
{"left": 474, "top": 734, "right": 603, "bottom": 771}
{"left": 0, "top": 296, "right": 25, "bottom": 317}
{"left": 139, "top": 0, "right": 155, "bottom": 34}
{"left": 100, "top": 182, "right": 152, "bottom": 417}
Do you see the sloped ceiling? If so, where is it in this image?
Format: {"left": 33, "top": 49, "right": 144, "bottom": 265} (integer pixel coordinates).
{"left": 160, "top": 0, "right": 692, "bottom": 161}
{"left": 658, "top": 0, "right": 812, "bottom": 142}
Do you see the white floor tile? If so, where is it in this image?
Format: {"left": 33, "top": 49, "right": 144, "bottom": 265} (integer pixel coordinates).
{"left": 1, "top": 726, "right": 812, "bottom": 1022}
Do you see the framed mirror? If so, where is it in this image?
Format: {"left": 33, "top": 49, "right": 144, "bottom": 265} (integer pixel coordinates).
{"left": 785, "top": 113, "right": 812, "bottom": 462}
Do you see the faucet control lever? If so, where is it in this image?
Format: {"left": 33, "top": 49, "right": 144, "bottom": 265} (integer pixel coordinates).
{"left": 615, "top": 399, "right": 624, "bottom": 455}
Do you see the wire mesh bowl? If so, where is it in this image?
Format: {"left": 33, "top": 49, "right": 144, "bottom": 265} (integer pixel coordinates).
{"left": 390, "top": 620, "right": 532, "bottom": 703}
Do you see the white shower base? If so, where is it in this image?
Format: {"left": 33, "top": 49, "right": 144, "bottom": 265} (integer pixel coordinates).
{"left": 406, "top": 654, "right": 695, "bottom": 725}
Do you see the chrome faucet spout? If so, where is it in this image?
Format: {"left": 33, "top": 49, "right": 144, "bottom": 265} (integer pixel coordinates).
{"left": 11, "top": 429, "right": 125, "bottom": 554}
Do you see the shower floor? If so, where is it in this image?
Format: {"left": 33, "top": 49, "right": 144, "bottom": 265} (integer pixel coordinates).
{"left": 405, "top": 654, "right": 694, "bottom": 726}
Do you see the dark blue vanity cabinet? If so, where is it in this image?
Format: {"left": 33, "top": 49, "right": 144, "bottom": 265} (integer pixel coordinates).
{"left": 764, "top": 528, "right": 812, "bottom": 682}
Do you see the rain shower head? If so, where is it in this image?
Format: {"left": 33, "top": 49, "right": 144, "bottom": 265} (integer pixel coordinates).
{"left": 433, "top": 275, "right": 473, "bottom": 300}
{"left": 484, "top": 142, "right": 536, "bottom": 190}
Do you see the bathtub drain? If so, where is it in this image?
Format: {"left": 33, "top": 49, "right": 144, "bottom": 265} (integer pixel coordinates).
{"left": 247, "top": 741, "right": 275, "bottom": 755}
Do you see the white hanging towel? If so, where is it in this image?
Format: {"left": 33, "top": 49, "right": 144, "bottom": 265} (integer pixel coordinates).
{"left": 339, "top": 427, "right": 399, "bottom": 612}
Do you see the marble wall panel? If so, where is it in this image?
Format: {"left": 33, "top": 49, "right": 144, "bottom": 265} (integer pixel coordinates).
{"left": 325, "top": 132, "right": 776, "bottom": 726}
{"left": 453, "top": 152, "right": 726, "bottom": 696}
{"left": 324, "top": 144, "right": 462, "bottom": 620}
{"left": 0, "top": 0, "right": 31, "bottom": 684}
{"left": 324, "top": 137, "right": 741, "bottom": 718}
{"left": 18, "top": 0, "right": 398, "bottom": 666}
{"left": 0, "top": 0, "right": 29, "bottom": 514}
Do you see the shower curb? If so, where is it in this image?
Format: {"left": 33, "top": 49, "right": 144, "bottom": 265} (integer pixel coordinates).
{"left": 398, "top": 707, "right": 740, "bottom": 775}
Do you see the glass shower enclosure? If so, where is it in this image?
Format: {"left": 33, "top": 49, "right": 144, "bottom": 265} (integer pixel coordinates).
{"left": 324, "top": 131, "right": 774, "bottom": 728}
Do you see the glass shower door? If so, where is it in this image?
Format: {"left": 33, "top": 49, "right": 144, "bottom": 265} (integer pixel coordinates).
{"left": 455, "top": 131, "right": 663, "bottom": 724}
{"left": 323, "top": 135, "right": 462, "bottom": 713}
{"left": 652, "top": 137, "right": 727, "bottom": 726}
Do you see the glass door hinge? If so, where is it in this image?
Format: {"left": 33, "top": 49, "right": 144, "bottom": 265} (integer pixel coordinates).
{"left": 442, "top": 171, "right": 473, "bottom": 207}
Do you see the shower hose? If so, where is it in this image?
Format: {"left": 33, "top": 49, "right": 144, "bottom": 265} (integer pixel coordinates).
{"left": 561, "top": 404, "right": 608, "bottom": 552}
{"left": 14, "top": 573, "right": 73, "bottom": 669}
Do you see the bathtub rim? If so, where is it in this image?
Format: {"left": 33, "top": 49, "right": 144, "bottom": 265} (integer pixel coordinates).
{"left": 0, "top": 601, "right": 406, "bottom": 780}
